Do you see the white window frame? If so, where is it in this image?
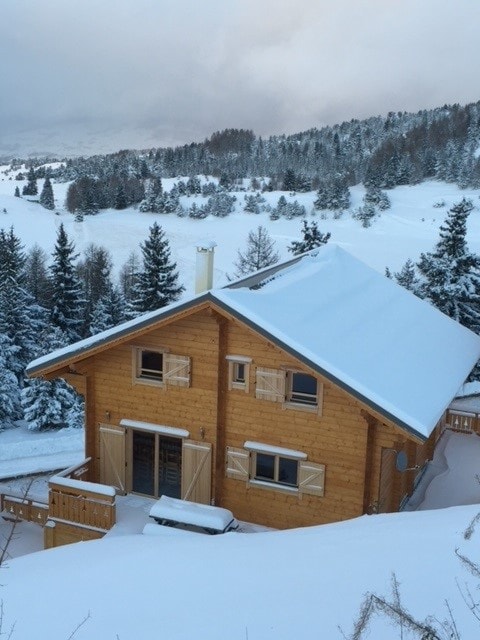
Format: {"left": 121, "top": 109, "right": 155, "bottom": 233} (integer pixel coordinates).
{"left": 133, "top": 347, "right": 166, "bottom": 387}
{"left": 284, "top": 369, "right": 321, "bottom": 413}
{"left": 226, "top": 443, "right": 325, "bottom": 497}
{"left": 132, "top": 348, "right": 191, "bottom": 389}
{"left": 226, "top": 355, "right": 252, "bottom": 392}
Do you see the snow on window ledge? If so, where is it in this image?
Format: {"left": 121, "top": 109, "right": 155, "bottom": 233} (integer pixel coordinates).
{"left": 244, "top": 441, "right": 307, "bottom": 459}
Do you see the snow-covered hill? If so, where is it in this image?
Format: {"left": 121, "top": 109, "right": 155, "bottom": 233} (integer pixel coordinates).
{"left": 1, "top": 170, "right": 480, "bottom": 295}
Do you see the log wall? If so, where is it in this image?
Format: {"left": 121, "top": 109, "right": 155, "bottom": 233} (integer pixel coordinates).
{"left": 63, "top": 304, "right": 431, "bottom": 529}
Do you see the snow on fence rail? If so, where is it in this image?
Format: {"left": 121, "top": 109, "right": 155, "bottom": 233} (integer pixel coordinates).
{"left": 0, "top": 494, "right": 49, "bottom": 526}
{"left": 445, "top": 409, "right": 480, "bottom": 435}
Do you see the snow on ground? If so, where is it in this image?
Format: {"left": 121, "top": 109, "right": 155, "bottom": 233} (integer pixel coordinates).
{"left": 1, "top": 170, "right": 480, "bottom": 295}
{"left": 1, "top": 174, "right": 480, "bottom": 637}
{"left": 0, "top": 504, "right": 478, "bottom": 639}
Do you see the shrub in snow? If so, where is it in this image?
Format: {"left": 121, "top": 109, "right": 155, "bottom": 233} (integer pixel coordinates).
{"left": 288, "top": 220, "right": 331, "bottom": 255}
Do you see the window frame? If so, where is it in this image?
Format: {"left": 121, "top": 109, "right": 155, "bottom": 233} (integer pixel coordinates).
{"left": 133, "top": 347, "right": 166, "bottom": 387}
{"left": 251, "top": 450, "right": 299, "bottom": 489}
{"left": 226, "top": 355, "right": 252, "bottom": 392}
{"left": 284, "top": 369, "right": 320, "bottom": 412}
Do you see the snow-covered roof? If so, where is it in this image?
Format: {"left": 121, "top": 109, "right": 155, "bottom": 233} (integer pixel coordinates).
{"left": 27, "top": 244, "right": 480, "bottom": 440}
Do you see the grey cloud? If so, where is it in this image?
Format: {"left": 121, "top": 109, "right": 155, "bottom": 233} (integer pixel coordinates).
{"left": 0, "top": 0, "right": 479, "bottom": 156}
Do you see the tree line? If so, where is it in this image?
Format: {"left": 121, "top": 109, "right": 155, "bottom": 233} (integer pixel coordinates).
{"left": 0, "top": 222, "right": 183, "bottom": 432}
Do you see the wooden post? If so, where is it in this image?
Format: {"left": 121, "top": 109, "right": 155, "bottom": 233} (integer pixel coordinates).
{"left": 214, "top": 316, "right": 229, "bottom": 506}
{"left": 361, "top": 412, "right": 377, "bottom": 513}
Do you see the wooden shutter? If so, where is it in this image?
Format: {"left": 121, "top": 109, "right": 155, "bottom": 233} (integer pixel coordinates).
{"left": 298, "top": 460, "right": 325, "bottom": 496}
{"left": 164, "top": 354, "right": 191, "bottom": 387}
{"left": 225, "top": 447, "right": 249, "bottom": 481}
{"left": 99, "top": 424, "right": 126, "bottom": 493}
{"left": 255, "top": 367, "right": 285, "bottom": 402}
{"left": 181, "top": 440, "right": 212, "bottom": 504}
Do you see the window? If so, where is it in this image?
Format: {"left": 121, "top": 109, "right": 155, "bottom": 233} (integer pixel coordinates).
{"left": 286, "top": 371, "right": 318, "bottom": 406}
{"left": 226, "top": 444, "right": 326, "bottom": 496}
{"left": 226, "top": 355, "right": 251, "bottom": 392}
{"left": 254, "top": 452, "right": 298, "bottom": 487}
{"left": 133, "top": 348, "right": 191, "bottom": 388}
{"left": 255, "top": 366, "right": 322, "bottom": 412}
{"left": 138, "top": 349, "right": 163, "bottom": 382}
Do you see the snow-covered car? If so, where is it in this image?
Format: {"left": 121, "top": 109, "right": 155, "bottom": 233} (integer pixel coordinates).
{"left": 147, "top": 495, "right": 239, "bottom": 535}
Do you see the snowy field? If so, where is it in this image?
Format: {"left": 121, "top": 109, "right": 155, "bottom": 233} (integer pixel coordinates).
{"left": 1, "top": 171, "right": 480, "bottom": 638}
{"left": 1, "top": 168, "right": 480, "bottom": 295}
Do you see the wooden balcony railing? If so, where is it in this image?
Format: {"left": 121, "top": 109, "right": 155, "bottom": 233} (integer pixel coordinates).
{"left": 48, "top": 458, "right": 116, "bottom": 532}
{"left": 444, "top": 409, "right": 480, "bottom": 435}
{"left": 0, "top": 494, "right": 48, "bottom": 525}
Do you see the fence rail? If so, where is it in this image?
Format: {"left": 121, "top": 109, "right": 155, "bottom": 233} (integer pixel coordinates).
{"left": 445, "top": 409, "right": 480, "bottom": 435}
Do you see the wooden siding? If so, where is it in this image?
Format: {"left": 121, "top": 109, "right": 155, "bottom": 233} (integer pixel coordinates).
{"left": 49, "top": 303, "right": 432, "bottom": 530}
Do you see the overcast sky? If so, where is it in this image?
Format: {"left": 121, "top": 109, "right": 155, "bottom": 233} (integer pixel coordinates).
{"left": 1, "top": 0, "right": 479, "bottom": 157}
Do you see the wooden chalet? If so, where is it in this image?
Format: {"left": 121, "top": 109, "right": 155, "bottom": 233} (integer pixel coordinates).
{"left": 24, "top": 245, "right": 480, "bottom": 548}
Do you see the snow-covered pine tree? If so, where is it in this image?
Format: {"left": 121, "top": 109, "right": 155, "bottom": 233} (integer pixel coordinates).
{"left": 0, "top": 333, "right": 21, "bottom": 428}
{"left": 232, "top": 226, "right": 280, "bottom": 278}
{"left": 39, "top": 177, "right": 55, "bottom": 210}
{"left": 394, "top": 259, "right": 421, "bottom": 294}
{"left": 417, "top": 198, "right": 480, "bottom": 334}
{"left": 129, "top": 222, "right": 184, "bottom": 315}
{"left": 22, "top": 166, "right": 38, "bottom": 196}
{"left": 14, "top": 186, "right": 20, "bottom": 197}
{"left": 76, "top": 243, "right": 114, "bottom": 336}
{"left": 0, "top": 228, "right": 47, "bottom": 379}
{"left": 288, "top": 220, "right": 331, "bottom": 255}
{"left": 21, "top": 377, "right": 76, "bottom": 431}
{"left": 49, "top": 223, "right": 85, "bottom": 342}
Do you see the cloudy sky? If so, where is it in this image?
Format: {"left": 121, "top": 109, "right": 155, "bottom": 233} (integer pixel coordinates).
{"left": 0, "top": 0, "right": 479, "bottom": 157}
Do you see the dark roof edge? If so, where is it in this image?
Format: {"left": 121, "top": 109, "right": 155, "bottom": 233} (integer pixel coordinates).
{"left": 224, "top": 253, "right": 308, "bottom": 289}
{"left": 210, "top": 296, "right": 428, "bottom": 442}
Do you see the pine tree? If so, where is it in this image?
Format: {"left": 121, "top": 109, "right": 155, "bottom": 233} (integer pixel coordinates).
{"left": 14, "top": 186, "right": 20, "bottom": 197}
{"left": 394, "top": 259, "right": 421, "bottom": 293}
{"left": 22, "top": 166, "right": 38, "bottom": 196}
{"left": 39, "top": 177, "right": 55, "bottom": 210}
{"left": 129, "top": 222, "right": 184, "bottom": 315}
{"left": 417, "top": 198, "right": 480, "bottom": 333}
{"left": 288, "top": 220, "right": 331, "bottom": 255}
{"left": 0, "top": 228, "right": 47, "bottom": 378}
{"left": 49, "top": 224, "right": 85, "bottom": 342}
{"left": 232, "top": 226, "right": 280, "bottom": 278}
{"left": 0, "top": 333, "right": 21, "bottom": 427}
{"left": 21, "top": 377, "right": 76, "bottom": 431}
{"left": 282, "top": 168, "right": 297, "bottom": 192}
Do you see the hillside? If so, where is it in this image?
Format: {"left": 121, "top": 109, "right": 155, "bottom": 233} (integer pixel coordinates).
{"left": 1, "top": 170, "right": 480, "bottom": 294}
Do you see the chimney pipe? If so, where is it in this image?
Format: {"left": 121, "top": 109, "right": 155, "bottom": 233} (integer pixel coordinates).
{"left": 195, "top": 240, "right": 216, "bottom": 294}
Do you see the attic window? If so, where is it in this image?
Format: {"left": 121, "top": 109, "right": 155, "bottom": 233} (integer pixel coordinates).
{"left": 133, "top": 348, "right": 191, "bottom": 388}
{"left": 226, "top": 355, "right": 252, "bottom": 392}
{"left": 138, "top": 349, "right": 163, "bottom": 382}
{"left": 286, "top": 371, "right": 318, "bottom": 406}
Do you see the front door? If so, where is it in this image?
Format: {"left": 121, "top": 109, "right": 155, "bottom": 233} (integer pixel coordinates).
{"left": 131, "top": 429, "right": 182, "bottom": 498}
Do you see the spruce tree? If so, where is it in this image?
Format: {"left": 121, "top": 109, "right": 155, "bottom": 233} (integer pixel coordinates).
{"left": 130, "top": 222, "right": 184, "bottom": 315}
{"left": 49, "top": 224, "right": 85, "bottom": 342}
{"left": 232, "top": 226, "right": 280, "bottom": 278}
{"left": 22, "top": 166, "right": 38, "bottom": 196}
{"left": 39, "top": 177, "right": 55, "bottom": 210}
{"left": 288, "top": 220, "right": 331, "bottom": 255}
{"left": 0, "top": 334, "right": 21, "bottom": 429}
{"left": 417, "top": 198, "right": 480, "bottom": 332}
{"left": 394, "top": 259, "right": 421, "bottom": 294}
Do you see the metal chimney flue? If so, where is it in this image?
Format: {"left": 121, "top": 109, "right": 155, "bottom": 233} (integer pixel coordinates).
{"left": 195, "top": 240, "right": 216, "bottom": 294}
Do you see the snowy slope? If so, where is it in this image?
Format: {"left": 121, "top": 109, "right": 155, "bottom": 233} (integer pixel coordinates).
{"left": 0, "top": 504, "right": 478, "bottom": 639}
{"left": 1, "top": 170, "right": 480, "bottom": 296}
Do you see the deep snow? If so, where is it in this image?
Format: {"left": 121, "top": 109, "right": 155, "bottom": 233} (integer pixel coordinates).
{"left": 1, "top": 172, "right": 480, "bottom": 638}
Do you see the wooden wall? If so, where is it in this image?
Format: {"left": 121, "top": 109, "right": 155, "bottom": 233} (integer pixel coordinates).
{"left": 67, "top": 304, "right": 430, "bottom": 530}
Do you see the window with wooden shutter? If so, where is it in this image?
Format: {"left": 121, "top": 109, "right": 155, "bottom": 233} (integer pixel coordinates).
{"left": 164, "top": 354, "right": 191, "bottom": 387}
{"left": 255, "top": 367, "right": 285, "bottom": 402}
{"left": 225, "top": 447, "right": 249, "bottom": 481}
{"left": 298, "top": 460, "right": 325, "bottom": 496}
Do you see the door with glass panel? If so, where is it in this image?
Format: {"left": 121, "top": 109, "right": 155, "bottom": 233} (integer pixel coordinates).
{"left": 131, "top": 430, "right": 182, "bottom": 498}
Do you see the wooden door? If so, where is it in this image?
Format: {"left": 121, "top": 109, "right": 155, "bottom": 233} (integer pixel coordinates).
{"left": 99, "top": 424, "right": 126, "bottom": 493}
{"left": 181, "top": 440, "right": 212, "bottom": 504}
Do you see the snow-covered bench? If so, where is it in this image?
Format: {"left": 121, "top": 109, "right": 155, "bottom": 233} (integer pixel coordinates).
{"left": 149, "top": 495, "right": 238, "bottom": 534}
